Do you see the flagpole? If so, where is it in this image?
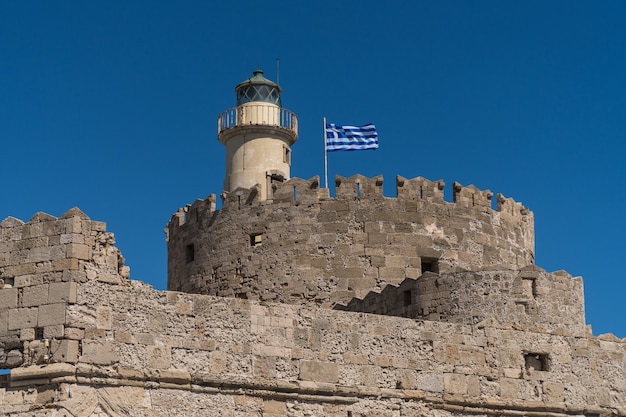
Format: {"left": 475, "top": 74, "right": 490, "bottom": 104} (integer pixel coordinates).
{"left": 323, "top": 117, "right": 328, "bottom": 189}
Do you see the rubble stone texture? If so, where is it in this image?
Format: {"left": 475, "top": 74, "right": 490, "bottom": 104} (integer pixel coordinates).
{"left": 167, "top": 175, "right": 535, "bottom": 307}
{"left": 0, "top": 176, "right": 625, "bottom": 416}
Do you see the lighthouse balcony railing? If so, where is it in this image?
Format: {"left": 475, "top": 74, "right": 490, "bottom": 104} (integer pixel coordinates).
{"left": 218, "top": 105, "right": 298, "bottom": 135}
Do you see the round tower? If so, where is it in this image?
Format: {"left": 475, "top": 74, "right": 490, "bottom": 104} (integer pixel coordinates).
{"left": 217, "top": 69, "right": 298, "bottom": 200}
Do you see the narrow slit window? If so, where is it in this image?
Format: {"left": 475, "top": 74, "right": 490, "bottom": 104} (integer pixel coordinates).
{"left": 403, "top": 290, "right": 412, "bottom": 306}
{"left": 284, "top": 147, "right": 291, "bottom": 164}
{"left": 185, "top": 244, "right": 195, "bottom": 263}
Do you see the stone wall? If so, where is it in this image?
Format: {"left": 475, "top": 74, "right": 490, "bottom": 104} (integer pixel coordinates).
{"left": 166, "top": 175, "right": 535, "bottom": 307}
{"left": 339, "top": 266, "right": 586, "bottom": 332}
{"left": 1, "top": 278, "right": 624, "bottom": 416}
{"left": 0, "top": 209, "right": 129, "bottom": 370}
{"left": 0, "top": 210, "right": 624, "bottom": 416}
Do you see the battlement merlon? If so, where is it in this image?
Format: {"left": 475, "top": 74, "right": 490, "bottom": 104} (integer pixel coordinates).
{"left": 396, "top": 175, "right": 445, "bottom": 202}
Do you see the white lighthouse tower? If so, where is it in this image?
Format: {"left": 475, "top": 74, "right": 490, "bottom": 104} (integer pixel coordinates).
{"left": 217, "top": 69, "right": 298, "bottom": 201}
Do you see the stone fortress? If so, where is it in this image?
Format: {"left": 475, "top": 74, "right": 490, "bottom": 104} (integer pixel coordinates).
{"left": 0, "top": 70, "right": 624, "bottom": 416}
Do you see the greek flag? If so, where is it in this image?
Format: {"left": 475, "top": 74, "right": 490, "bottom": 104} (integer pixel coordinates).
{"left": 325, "top": 123, "right": 379, "bottom": 152}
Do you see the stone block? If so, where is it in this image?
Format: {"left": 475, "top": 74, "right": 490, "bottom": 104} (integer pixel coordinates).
{"left": 253, "top": 355, "right": 276, "bottom": 378}
{"left": 415, "top": 372, "right": 444, "bottom": 393}
{"left": 147, "top": 345, "right": 171, "bottom": 369}
{"left": 158, "top": 369, "right": 190, "bottom": 384}
{"left": 263, "top": 400, "right": 286, "bottom": 415}
{"left": 14, "top": 274, "right": 33, "bottom": 288}
{"left": 210, "top": 350, "right": 227, "bottom": 373}
{"left": 65, "top": 243, "right": 91, "bottom": 260}
{"left": 64, "top": 327, "right": 84, "bottom": 340}
{"left": 385, "top": 256, "right": 408, "bottom": 268}
{"left": 81, "top": 340, "right": 119, "bottom": 365}
{"left": 114, "top": 331, "right": 134, "bottom": 343}
{"left": 38, "top": 303, "right": 66, "bottom": 327}
{"left": 368, "top": 233, "right": 388, "bottom": 245}
{"left": 84, "top": 327, "right": 106, "bottom": 339}
{"left": 499, "top": 378, "right": 519, "bottom": 399}
{"left": 137, "top": 333, "right": 154, "bottom": 345}
{"left": 0, "top": 309, "right": 9, "bottom": 334}
{"left": 118, "top": 367, "right": 144, "bottom": 380}
{"left": 299, "top": 360, "right": 338, "bottom": 383}
{"left": 378, "top": 267, "right": 406, "bottom": 281}
{"left": 91, "top": 221, "right": 107, "bottom": 232}
{"left": 43, "top": 325, "right": 64, "bottom": 339}
{"left": 27, "top": 247, "right": 51, "bottom": 263}
{"left": 543, "top": 381, "right": 564, "bottom": 401}
{"left": 22, "top": 284, "right": 49, "bottom": 307}
{"left": 20, "top": 327, "right": 35, "bottom": 341}
{"left": 51, "top": 258, "right": 79, "bottom": 272}
{"left": 10, "top": 263, "right": 37, "bottom": 277}
{"left": 51, "top": 339, "right": 79, "bottom": 363}
{"left": 444, "top": 373, "right": 467, "bottom": 395}
{"left": 0, "top": 288, "right": 18, "bottom": 309}
{"left": 96, "top": 306, "right": 112, "bottom": 330}
{"left": 48, "top": 282, "right": 77, "bottom": 304}
{"left": 10, "top": 363, "right": 75, "bottom": 381}
{"left": 8, "top": 307, "right": 38, "bottom": 330}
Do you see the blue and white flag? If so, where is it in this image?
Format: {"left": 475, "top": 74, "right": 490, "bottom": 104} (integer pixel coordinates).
{"left": 325, "top": 123, "right": 379, "bottom": 152}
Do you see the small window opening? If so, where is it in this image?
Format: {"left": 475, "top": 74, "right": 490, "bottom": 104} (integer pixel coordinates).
{"left": 293, "top": 186, "right": 297, "bottom": 201}
{"left": 419, "top": 186, "right": 423, "bottom": 199}
{"left": 1, "top": 277, "right": 14, "bottom": 288}
{"left": 356, "top": 183, "right": 361, "bottom": 198}
{"left": 524, "top": 353, "right": 549, "bottom": 371}
{"left": 250, "top": 233, "right": 263, "bottom": 247}
{"left": 35, "top": 327, "right": 44, "bottom": 340}
{"left": 185, "top": 244, "right": 195, "bottom": 263}
{"left": 403, "top": 290, "right": 412, "bottom": 306}
{"left": 421, "top": 258, "right": 438, "bottom": 273}
{"left": 284, "top": 147, "right": 291, "bottom": 164}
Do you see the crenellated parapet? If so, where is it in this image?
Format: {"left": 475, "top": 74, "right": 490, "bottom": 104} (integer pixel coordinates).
{"left": 339, "top": 265, "right": 586, "bottom": 334}
{"left": 167, "top": 174, "right": 535, "bottom": 307}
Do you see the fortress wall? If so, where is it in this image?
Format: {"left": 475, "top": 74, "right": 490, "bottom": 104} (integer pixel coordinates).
{"left": 167, "top": 175, "right": 535, "bottom": 307}
{"left": 1, "top": 279, "right": 624, "bottom": 416}
{"left": 340, "top": 266, "right": 586, "bottom": 332}
{"left": 0, "top": 209, "right": 129, "bottom": 370}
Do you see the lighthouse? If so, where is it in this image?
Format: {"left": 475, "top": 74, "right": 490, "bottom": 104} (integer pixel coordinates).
{"left": 217, "top": 69, "right": 298, "bottom": 201}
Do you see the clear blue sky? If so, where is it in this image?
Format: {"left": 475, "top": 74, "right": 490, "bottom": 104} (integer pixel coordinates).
{"left": 1, "top": 1, "right": 625, "bottom": 337}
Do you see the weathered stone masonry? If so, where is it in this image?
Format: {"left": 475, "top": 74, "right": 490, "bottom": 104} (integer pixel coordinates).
{"left": 167, "top": 175, "right": 535, "bottom": 307}
{"left": 0, "top": 182, "right": 624, "bottom": 416}
{"left": 0, "top": 262, "right": 624, "bottom": 416}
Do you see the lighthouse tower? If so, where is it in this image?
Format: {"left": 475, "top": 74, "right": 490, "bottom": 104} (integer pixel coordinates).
{"left": 217, "top": 70, "right": 298, "bottom": 201}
